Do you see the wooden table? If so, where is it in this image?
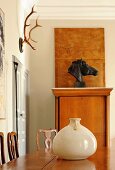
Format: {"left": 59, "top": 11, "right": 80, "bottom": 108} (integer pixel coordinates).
{"left": 1, "top": 141, "right": 115, "bottom": 170}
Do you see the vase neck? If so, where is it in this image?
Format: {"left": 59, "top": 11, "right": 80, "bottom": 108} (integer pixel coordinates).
{"left": 69, "top": 118, "right": 81, "bottom": 130}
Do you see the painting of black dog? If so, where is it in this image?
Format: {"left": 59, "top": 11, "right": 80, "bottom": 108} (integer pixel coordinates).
{"left": 68, "top": 59, "right": 98, "bottom": 87}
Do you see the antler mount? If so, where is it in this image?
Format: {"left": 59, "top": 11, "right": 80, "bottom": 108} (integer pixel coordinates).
{"left": 19, "top": 6, "right": 41, "bottom": 53}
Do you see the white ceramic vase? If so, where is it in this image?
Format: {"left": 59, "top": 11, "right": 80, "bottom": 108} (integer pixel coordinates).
{"left": 53, "top": 118, "right": 97, "bottom": 160}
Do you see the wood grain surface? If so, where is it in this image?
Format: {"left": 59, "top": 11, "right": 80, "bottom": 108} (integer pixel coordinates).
{"left": 2, "top": 141, "right": 115, "bottom": 170}
{"left": 44, "top": 141, "right": 115, "bottom": 170}
{"left": 1, "top": 150, "right": 56, "bottom": 170}
{"left": 59, "top": 96, "right": 106, "bottom": 148}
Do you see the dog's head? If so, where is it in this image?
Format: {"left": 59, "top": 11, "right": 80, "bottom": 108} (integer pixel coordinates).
{"left": 68, "top": 59, "right": 98, "bottom": 82}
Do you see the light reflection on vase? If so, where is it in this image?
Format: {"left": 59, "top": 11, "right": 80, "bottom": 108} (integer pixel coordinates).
{"left": 74, "top": 159, "right": 96, "bottom": 170}
{"left": 56, "top": 159, "right": 96, "bottom": 170}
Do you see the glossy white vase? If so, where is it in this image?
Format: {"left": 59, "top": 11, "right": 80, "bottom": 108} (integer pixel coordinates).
{"left": 53, "top": 118, "right": 97, "bottom": 160}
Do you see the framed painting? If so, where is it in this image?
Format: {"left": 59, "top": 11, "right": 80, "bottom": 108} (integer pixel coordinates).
{"left": 55, "top": 28, "right": 105, "bottom": 87}
{"left": 0, "top": 8, "right": 5, "bottom": 118}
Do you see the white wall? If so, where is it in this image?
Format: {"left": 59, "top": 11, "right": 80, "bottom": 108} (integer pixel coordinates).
{"left": 38, "top": 0, "right": 115, "bottom": 6}
{"left": 0, "top": 0, "right": 19, "bottom": 131}
{"left": 105, "top": 23, "right": 115, "bottom": 139}
{"left": 37, "top": 0, "right": 115, "bottom": 20}
{"left": 0, "top": 0, "right": 30, "bottom": 132}
{"left": 28, "top": 19, "right": 115, "bottom": 152}
{"left": 17, "top": 0, "right": 31, "bottom": 70}
{"left": 0, "top": 0, "right": 20, "bottom": 160}
{"left": 0, "top": 0, "right": 31, "bottom": 160}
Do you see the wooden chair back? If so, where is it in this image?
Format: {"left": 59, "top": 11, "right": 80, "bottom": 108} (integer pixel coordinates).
{"left": 7, "top": 132, "right": 19, "bottom": 161}
{"left": 0, "top": 132, "right": 5, "bottom": 165}
{"left": 36, "top": 129, "right": 57, "bottom": 150}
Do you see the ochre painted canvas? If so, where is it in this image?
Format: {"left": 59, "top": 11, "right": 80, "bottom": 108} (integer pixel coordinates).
{"left": 55, "top": 28, "right": 105, "bottom": 87}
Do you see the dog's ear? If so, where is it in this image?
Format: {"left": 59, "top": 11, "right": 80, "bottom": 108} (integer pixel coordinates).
{"left": 68, "top": 62, "right": 82, "bottom": 82}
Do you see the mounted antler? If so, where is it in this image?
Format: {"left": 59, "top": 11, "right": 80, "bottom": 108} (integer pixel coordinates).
{"left": 19, "top": 6, "right": 41, "bottom": 53}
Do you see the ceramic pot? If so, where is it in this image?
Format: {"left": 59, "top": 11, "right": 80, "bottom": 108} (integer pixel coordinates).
{"left": 53, "top": 118, "right": 97, "bottom": 160}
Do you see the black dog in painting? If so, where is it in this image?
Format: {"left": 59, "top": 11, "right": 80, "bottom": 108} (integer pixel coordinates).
{"left": 68, "top": 59, "right": 98, "bottom": 87}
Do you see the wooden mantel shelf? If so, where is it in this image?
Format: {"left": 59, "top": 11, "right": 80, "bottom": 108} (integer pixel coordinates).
{"left": 52, "top": 87, "right": 113, "bottom": 97}
{"left": 52, "top": 87, "right": 113, "bottom": 148}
